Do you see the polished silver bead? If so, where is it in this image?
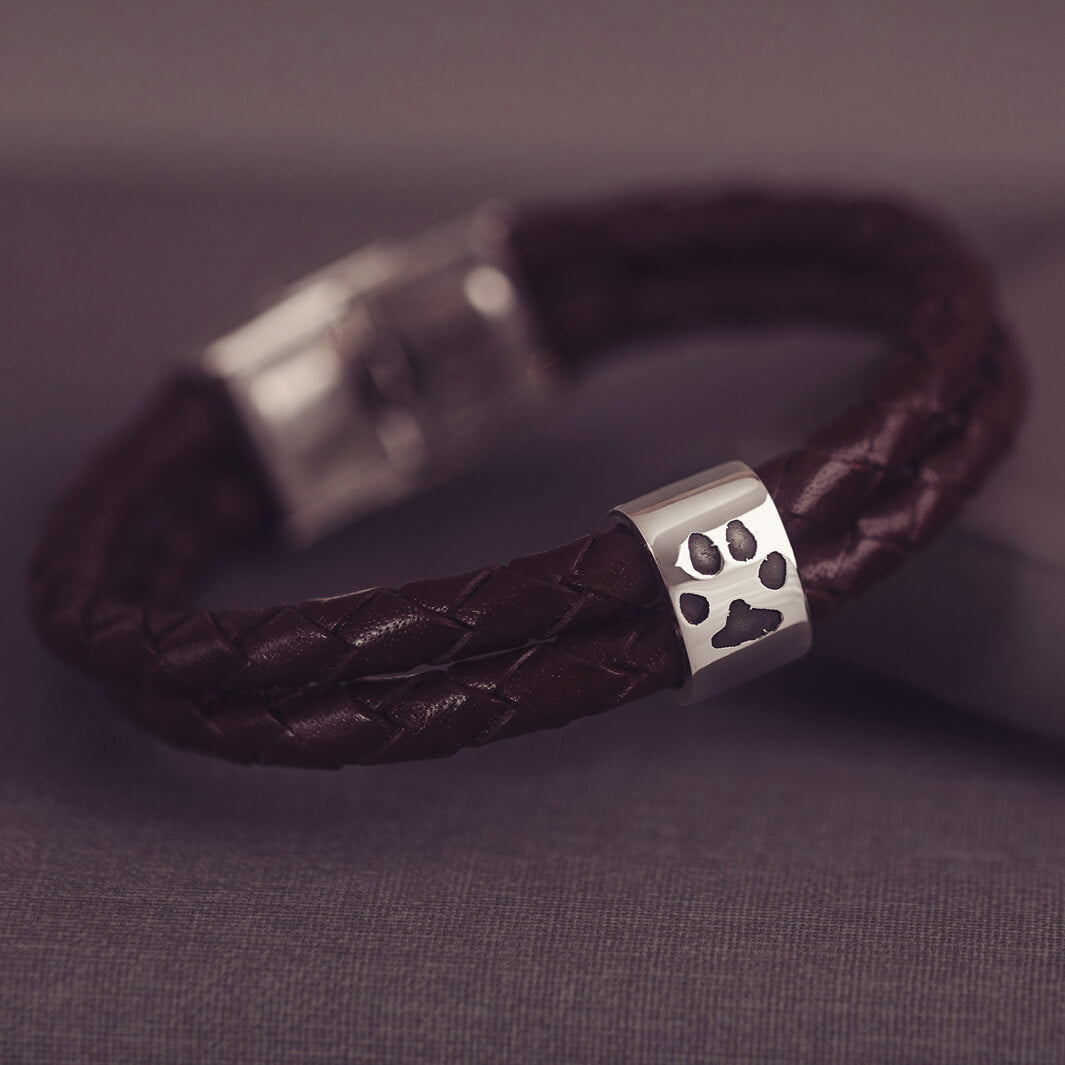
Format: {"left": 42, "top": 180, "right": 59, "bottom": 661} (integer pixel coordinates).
{"left": 612, "top": 460, "right": 812, "bottom": 704}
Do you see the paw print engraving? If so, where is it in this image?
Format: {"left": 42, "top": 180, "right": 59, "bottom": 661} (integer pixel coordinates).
{"left": 675, "top": 520, "right": 788, "bottom": 649}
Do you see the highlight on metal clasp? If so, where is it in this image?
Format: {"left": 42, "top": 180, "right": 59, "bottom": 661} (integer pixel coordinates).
{"left": 202, "top": 204, "right": 553, "bottom": 544}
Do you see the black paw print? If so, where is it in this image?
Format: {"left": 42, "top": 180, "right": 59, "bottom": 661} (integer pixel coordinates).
{"left": 677, "top": 520, "right": 786, "bottom": 648}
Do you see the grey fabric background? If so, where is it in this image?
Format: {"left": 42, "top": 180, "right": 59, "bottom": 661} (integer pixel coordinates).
{"left": 2, "top": 2, "right": 1064, "bottom": 207}
{"left": 3, "top": 178, "right": 1065, "bottom": 1064}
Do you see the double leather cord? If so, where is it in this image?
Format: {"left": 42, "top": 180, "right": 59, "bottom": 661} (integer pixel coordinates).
{"left": 27, "top": 191, "right": 1026, "bottom": 768}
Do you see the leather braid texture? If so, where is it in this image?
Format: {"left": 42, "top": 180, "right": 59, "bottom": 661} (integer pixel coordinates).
{"left": 27, "top": 190, "right": 1026, "bottom": 768}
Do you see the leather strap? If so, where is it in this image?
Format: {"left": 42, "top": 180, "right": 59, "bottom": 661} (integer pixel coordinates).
{"left": 27, "top": 190, "right": 1026, "bottom": 767}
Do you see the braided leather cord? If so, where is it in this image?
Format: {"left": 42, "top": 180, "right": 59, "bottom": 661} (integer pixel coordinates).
{"left": 27, "top": 191, "right": 1026, "bottom": 767}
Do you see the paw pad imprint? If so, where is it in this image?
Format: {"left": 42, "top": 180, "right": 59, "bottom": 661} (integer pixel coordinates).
{"left": 679, "top": 522, "right": 785, "bottom": 648}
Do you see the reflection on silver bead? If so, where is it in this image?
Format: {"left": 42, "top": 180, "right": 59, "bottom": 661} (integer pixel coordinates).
{"left": 612, "top": 461, "right": 812, "bottom": 704}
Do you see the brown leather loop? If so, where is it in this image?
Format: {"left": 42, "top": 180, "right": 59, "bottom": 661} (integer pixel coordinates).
{"left": 27, "top": 190, "right": 1027, "bottom": 767}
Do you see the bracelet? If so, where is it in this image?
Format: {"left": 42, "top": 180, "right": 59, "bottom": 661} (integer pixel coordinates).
{"left": 27, "top": 189, "right": 1026, "bottom": 768}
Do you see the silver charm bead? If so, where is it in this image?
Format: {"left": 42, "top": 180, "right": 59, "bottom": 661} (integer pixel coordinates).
{"left": 612, "top": 461, "right": 812, "bottom": 704}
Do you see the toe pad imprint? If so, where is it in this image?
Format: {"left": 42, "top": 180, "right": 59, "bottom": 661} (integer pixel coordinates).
{"left": 687, "top": 532, "right": 723, "bottom": 576}
{"left": 758, "top": 551, "right": 787, "bottom": 590}
{"left": 726, "top": 520, "right": 757, "bottom": 561}
{"left": 679, "top": 592, "right": 710, "bottom": 625}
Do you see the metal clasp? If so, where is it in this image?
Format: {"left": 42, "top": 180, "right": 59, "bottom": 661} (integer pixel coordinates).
{"left": 203, "top": 205, "right": 554, "bottom": 543}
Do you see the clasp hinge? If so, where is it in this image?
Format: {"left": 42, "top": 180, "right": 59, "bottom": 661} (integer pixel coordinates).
{"left": 203, "top": 204, "right": 554, "bottom": 544}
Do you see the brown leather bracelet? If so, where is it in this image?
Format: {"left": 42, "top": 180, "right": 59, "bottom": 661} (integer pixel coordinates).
{"left": 27, "top": 189, "right": 1026, "bottom": 768}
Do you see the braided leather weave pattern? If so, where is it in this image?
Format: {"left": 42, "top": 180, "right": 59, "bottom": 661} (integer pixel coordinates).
{"left": 27, "top": 191, "right": 1026, "bottom": 767}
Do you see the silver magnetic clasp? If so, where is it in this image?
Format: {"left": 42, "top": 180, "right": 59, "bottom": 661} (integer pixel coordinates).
{"left": 203, "top": 205, "right": 553, "bottom": 544}
{"left": 613, "top": 461, "right": 812, "bottom": 704}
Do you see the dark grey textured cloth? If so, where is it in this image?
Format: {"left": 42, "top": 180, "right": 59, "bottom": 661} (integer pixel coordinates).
{"left": 3, "top": 180, "right": 1064, "bottom": 1064}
